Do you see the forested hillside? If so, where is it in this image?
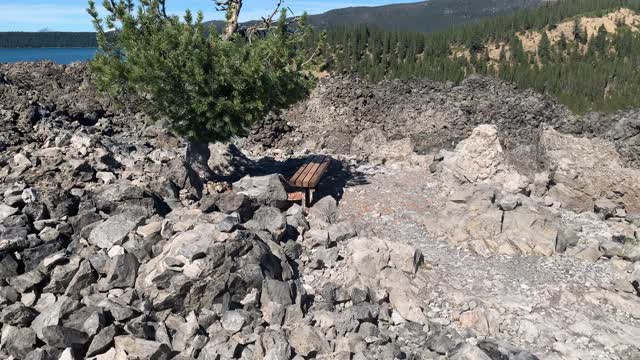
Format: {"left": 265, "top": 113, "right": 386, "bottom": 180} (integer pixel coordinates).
{"left": 311, "top": 0, "right": 640, "bottom": 112}
{"left": 305, "top": 0, "right": 543, "bottom": 33}
{"left": 0, "top": 32, "right": 97, "bottom": 48}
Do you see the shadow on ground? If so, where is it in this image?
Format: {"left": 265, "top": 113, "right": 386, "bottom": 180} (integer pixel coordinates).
{"left": 215, "top": 147, "right": 370, "bottom": 204}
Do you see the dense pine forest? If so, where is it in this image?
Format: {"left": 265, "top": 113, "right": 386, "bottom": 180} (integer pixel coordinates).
{"left": 289, "top": 0, "right": 544, "bottom": 34}
{"left": 0, "top": 32, "right": 97, "bottom": 48}
{"left": 309, "top": 0, "right": 640, "bottom": 112}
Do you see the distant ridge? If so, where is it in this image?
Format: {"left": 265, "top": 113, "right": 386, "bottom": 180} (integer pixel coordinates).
{"left": 205, "top": 0, "right": 547, "bottom": 34}
{"left": 307, "top": 0, "right": 545, "bottom": 33}
{"left": 0, "top": 32, "right": 97, "bottom": 48}
{"left": 0, "top": 0, "right": 548, "bottom": 48}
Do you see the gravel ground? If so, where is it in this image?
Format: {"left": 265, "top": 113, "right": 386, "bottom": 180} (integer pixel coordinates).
{"left": 336, "top": 164, "right": 640, "bottom": 360}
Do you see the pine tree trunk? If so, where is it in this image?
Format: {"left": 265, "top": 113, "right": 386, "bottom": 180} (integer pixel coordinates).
{"left": 186, "top": 141, "right": 215, "bottom": 182}
{"left": 222, "top": 0, "right": 242, "bottom": 41}
{"left": 186, "top": 1, "right": 242, "bottom": 182}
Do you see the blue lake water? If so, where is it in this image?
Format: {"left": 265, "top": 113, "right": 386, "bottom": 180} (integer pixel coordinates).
{"left": 0, "top": 48, "right": 97, "bottom": 64}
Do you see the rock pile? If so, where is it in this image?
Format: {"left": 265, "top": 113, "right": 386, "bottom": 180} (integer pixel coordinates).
{"left": 425, "top": 124, "right": 640, "bottom": 266}
{"left": 1, "top": 62, "right": 543, "bottom": 359}
{"left": 7, "top": 60, "right": 639, "bottom": 359}
{"left": 540, "top": 127, "right": 640, "bottom": 214}
{"left": 265, "top": 75, "right": 640, "bottom": 171}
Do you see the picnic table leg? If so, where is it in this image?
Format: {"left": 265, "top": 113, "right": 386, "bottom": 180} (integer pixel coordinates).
{"left": 304, "top": 188, "right": 316, "bottom": 208}
{"left": 305, "top": 188, "right": 310, "bottom": 208}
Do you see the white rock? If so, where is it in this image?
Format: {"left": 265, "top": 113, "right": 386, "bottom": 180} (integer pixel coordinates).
{"left": 71, "top": 134, "right": 92, "bottom": 149}
{"left": 21, "top": 188, "right": 38, "bottom": 203}
{"left": 136, "top": 221, "right": 162, "bottom": 240}
{"left": 221, "top": 311, "right": 248, "bottom": 333}
{"left": 114, "top": 336, "right": 171, "bottom": 359}
{"left": 541, "top": 127, "right": 640, "bottom": 213}
{"left": 13, "top": 153, "right": 32, "bottom": 168}
{"left": 108, "top": 246, "right": 126, "bottom": 258}
{"left": 57, "top": 348, "right": 76, "bottom": 360}
{"left": 96, "top": 172, "right": 117, "bottom": 184}
{"left": 387, "top": 241, "right": 423, "bottom": 274}
{"left": 21, "top": 291, "right": 37, "bottom": 307}
{"left": 441, "top": 124, "right": 529, "bottom": 193}
{"left": 391, "top": 310, "right": 406, "bottom": 325}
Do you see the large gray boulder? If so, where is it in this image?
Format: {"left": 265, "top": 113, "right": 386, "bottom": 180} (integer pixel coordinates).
{"left": 421, "top": 185, "right": 560, "bottom": 258}
{"left": 308, "top": 196, "right": 339, "bottom": 226}
{"left": 88, "top": 213, "right": 145, "bottom": 250}
{"left": 0, "top": 302, "right": 38, "bottom": 326}
{"left": 245, "top": 206, "right": 287, "bottom": 241}
{"left": 114, "top": 336, "right": 171, "bottom": 360}
{"left": 441, "top": 125, "right": 529, "bottom": 194}
{"left": 261, "top": 279, "right": 294, "bottom": 306}
{"left": 0, "top": 204, "right": 18, "bottom": 221}
{"left": 41, "top": 325, "right": 89, "bottom": 349}
{"left": 256, "top": 330, "right": 291, "bottom": 360}
{"left": 65, "top": 260, "right": 98, "bottom": 297}
{"left": 1, "top": 325, "right": 38, "bottom": 358}
{"left": 0, "top": 252, "right": 20, "bottom": 279}
{"left": 233, "top": 174, "right": 288, "bottom": 208}
{"left": 207, "top": 142, "right": 251, "bottom": 177}
{"left": 200, "top": 192, "right": 252, "bottom": 220}
{"left": 86, "top": 325, "right": 117, "bottom": 357}
{"left": 101, "top": 253, "right": 139, "bottom": 290}
{"left": 31, "top": 296, "right": 80, "bottom": 339}
{"left": 287, "top": 325, "right": 330, "bottom": 357}
{"left": 541, "top": 127, "right": 640, "bottom": 213}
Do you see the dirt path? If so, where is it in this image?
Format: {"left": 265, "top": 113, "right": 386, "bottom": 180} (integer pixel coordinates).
{"left": 336, "top": 165, "right": 640, "bottom": 360}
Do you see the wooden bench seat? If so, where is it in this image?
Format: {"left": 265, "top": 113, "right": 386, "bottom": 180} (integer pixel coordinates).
{"left": 288, "top": 155, "right": 332, "bottom": 206}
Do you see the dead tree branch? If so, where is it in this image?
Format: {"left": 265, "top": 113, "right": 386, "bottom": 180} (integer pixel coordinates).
{"left": 159, "top": 0, "right": 169, "bottom": 19}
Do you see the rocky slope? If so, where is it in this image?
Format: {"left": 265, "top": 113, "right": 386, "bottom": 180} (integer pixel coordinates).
{"left": 2, "top": 61, "right": 640, "bottom": 360}
{"left": 0, "top": 63, "right": 543, "bottom": 359}
{"left": 261, "top": 75, "right": 640, "bottom": 172}
{"left": 336, "top": 124, "right": 640, "bottom": 360}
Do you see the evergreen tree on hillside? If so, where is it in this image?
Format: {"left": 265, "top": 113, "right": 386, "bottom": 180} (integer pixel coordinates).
{"left": 510, "top": 35, "right": 527, "bottom": 63}
{"left": 467, "top": 32, "right": 485, "bottom": 53}
{"left": 538, "top": 31, "right": 552, "bottom": 63}
{"left": 573, "top": 18, "right": 588, "bottom": 44}
{"left": 558, "top": 32, "right": 569, "bottom": 51}
{"left": 591, "top": 24, "right": 609, "bottom": 54}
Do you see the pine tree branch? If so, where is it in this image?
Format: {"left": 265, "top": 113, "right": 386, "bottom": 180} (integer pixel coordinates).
{"left": 302, "top": 43, "right": 322, "bottom": 68}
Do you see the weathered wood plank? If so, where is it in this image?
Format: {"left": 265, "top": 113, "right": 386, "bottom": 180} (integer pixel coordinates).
{"left": 301, "top": 160, "right": 323, "bottom": 187}
{"left": 291, "top": 155, "right": 319, "bottom": 187}
{"left": 289, "top": 156, "right": 316, "bottom": 187}
{"left": 307, "top": 157, "right": 332, "bottom": 188}
{"left": 288, "top": 155, "right": 331, "bottom": 189}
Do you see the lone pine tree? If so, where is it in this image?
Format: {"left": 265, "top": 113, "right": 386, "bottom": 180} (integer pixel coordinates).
{"left": 87, "top": 0, "right": 315, "bottom": 145}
